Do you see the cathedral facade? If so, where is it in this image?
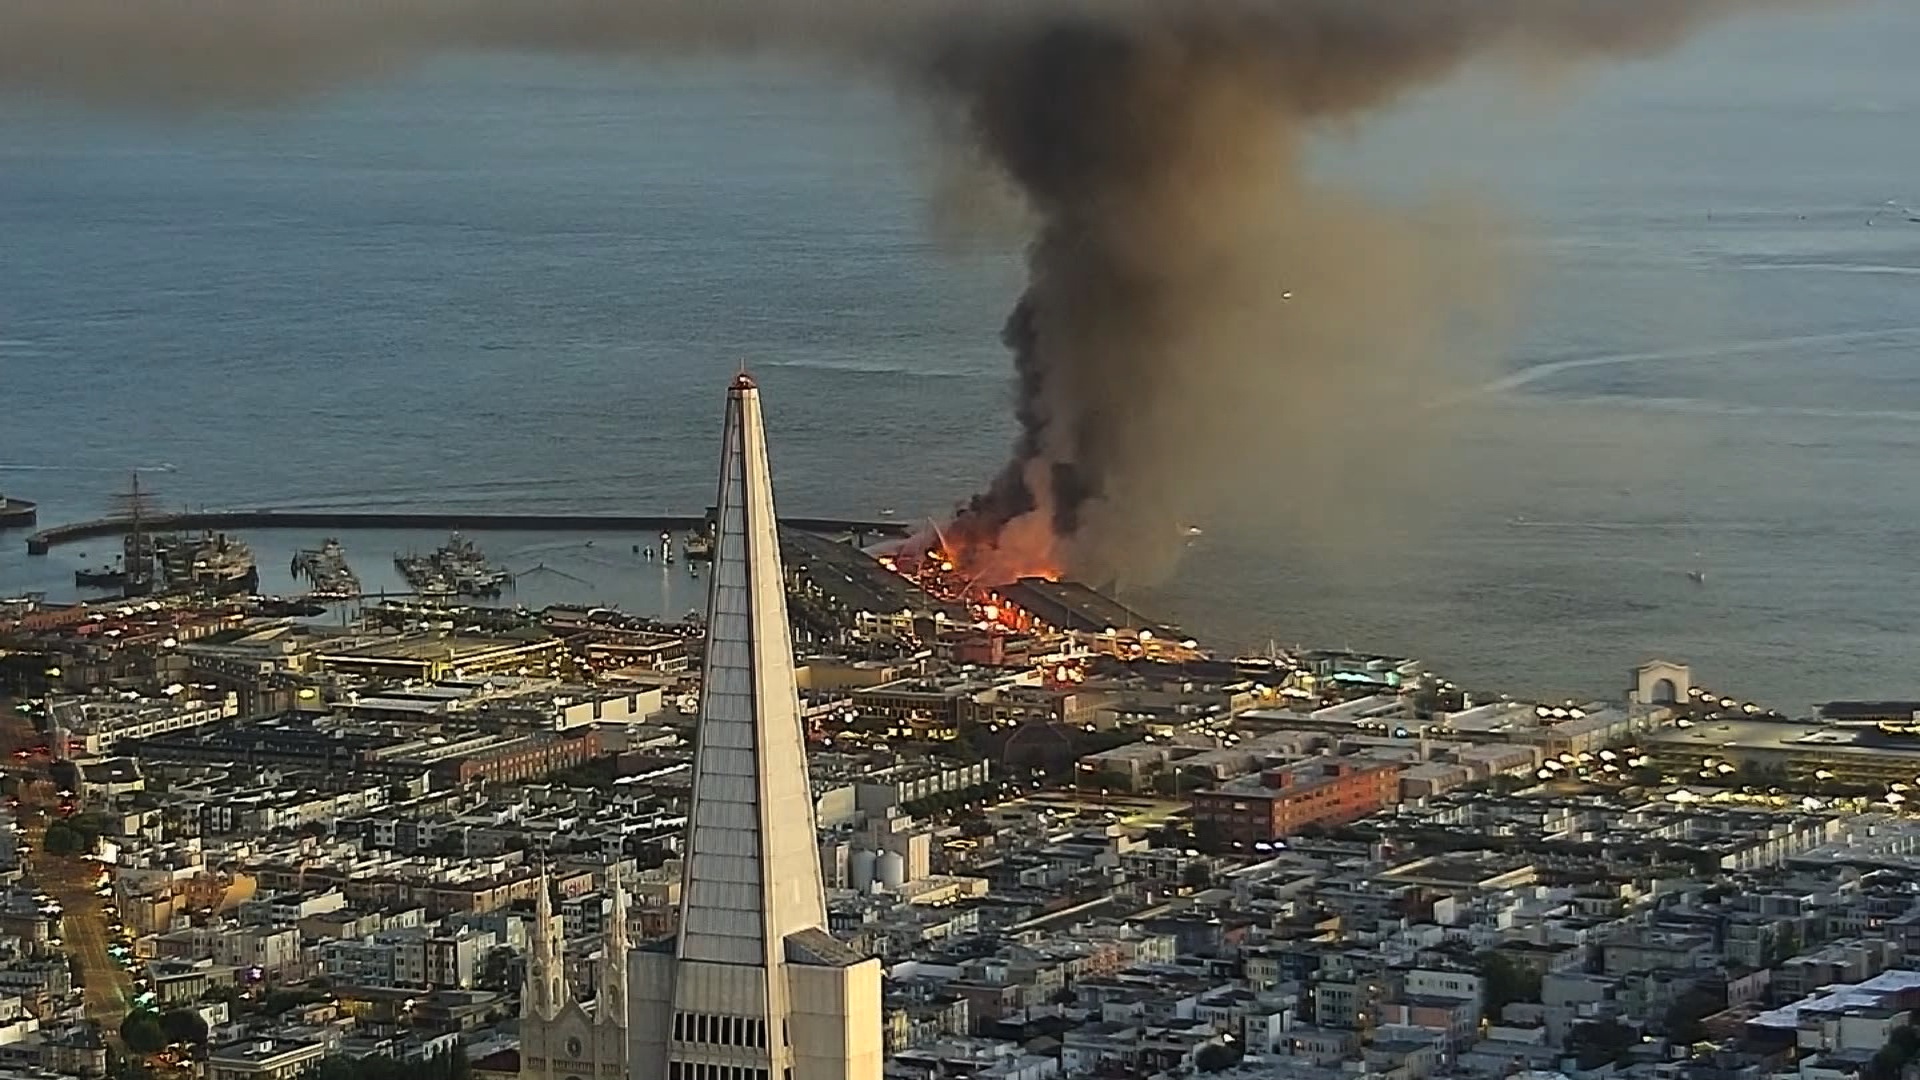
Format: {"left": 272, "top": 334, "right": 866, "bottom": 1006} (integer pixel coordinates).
{"left": 519, "top": 873, "right": 630, "bottom": 1080}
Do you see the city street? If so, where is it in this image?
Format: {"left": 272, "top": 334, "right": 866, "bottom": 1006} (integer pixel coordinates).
{"left": 2, "top": 707, "right": 133, "bottom": 1035}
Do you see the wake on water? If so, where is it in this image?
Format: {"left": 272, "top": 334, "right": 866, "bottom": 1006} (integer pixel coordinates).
{"left": 1451, "top": 326, "right": 1920, "bottom": 403}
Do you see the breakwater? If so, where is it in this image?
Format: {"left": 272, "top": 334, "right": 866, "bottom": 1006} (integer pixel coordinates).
{"left": 24, "top": 509, "right": 910, "bottom": 554}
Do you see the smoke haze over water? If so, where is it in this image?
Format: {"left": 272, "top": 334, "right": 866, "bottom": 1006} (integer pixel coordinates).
{"left": 0, "top": 0, "right": 1834, "bottom": 586}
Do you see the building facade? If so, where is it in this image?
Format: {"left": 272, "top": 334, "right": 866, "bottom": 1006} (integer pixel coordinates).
{"left": 1192, "top": 757, "right": 1402, "bottom": 848}
{"left": 520, "top": 873, "right": 629, "bottom": 1080}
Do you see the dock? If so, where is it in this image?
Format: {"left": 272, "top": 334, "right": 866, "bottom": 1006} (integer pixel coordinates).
{"left": 24, "top": 509, "right": 910, "bottom": 555}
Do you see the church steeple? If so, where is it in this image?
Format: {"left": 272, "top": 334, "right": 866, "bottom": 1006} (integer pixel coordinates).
{"left": 523, "top": 869, "right": 567, "bottom": 1020}
{"left": 596, "top": 872, "right": 628, "bottom": 1027}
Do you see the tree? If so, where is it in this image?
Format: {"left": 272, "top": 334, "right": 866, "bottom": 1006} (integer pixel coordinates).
{"left": 1195, "top": 1042, "right": 1244, "bottom": 1073}
{"left": 1567, "top": 1018, "right": 1638, "bottom": 1071}
{"left": 1664, "top": 986, "right": 1724, "bottom": 1045}
{"left": 199, "top": 984, "right": 242, "bottom": 1005}
{"left": 159, "top": 1008, "right": 209, "bottom": 1046}
{"left": 478, "top": 947, "right": 516, "bottom": 991}
{"left": 1869, "top": 1026, "right": 1920, "bottom": 1080}
{"left": 120, "top": 1011, "right": 167, "bottom": 1056}
{"left": 1479, "top": 950, "right": 1541, "bottom": 1020}
{"left": 42, "top": 821, "right": 84, "bottom": 856}
{"left": 259, "top": 987, "right": 328, "bottom": 1017}
{"left": 1182, "top": 862, "right": 1215, "bottom": 891}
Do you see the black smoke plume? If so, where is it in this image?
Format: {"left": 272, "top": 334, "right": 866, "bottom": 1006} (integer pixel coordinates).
{"left": 917, "top": 0, "right": 1831, "bottom": 585}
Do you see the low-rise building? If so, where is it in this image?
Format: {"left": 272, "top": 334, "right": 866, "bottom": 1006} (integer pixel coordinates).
{"left": 1191, "top": 757, "right": 1402, "bottom": 848}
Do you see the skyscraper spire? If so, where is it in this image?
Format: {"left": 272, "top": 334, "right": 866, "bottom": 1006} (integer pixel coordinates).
{"left": 630, "top": 374, "right": 882, "bottom": 1080}
{"left": 676, "top": 372, "right": 827, "bottom": 964}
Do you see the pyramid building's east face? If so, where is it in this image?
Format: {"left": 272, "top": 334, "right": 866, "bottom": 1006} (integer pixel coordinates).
{"left": 627, "top": 375, "right": 884, "bottom": 1080}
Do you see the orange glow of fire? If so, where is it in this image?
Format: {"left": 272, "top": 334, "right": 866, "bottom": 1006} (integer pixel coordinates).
{"left": 933, "top": 544, "right": 1062, "bottom": 589}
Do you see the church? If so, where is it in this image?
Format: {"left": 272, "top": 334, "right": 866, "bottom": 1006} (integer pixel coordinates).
{"left": 518, "top": 871, "right": 631, "bottom": 1080}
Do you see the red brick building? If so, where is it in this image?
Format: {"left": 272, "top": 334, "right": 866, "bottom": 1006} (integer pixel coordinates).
{"left": 432, "top": 731, "right": 602, "bottom": 787}
{"left": 1191, "top": 757, "right": 1401, "bottom": 849}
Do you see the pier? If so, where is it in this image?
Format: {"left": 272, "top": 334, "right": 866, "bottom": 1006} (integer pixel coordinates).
{"left": 24, "top": 509, "right": 911, "bottom": 555}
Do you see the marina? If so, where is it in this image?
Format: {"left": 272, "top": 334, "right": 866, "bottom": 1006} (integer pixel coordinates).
{"left": 7, "top": 515, "right": 816, "bottom": 618}
{"left": 292, "top": 538, "right": 362, "bottom": 599}
{"left": 395, "top": 532, "right": 513, "bottom": 598}
{"left": 20, "top": 508, "right": 907, "bottom": 555}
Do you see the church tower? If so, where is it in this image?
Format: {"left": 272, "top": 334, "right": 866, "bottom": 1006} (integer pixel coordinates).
{"left": 597, "top": 873, "right": 630, "bottom": 1028}
{"left": 524, "top": 870, "right": 568, "bottom": 1022}
{"left": 629, "top": 374, "right": 884, "bottom": 1080}
{"left": 520, "top": 870, "right": 631, "bottom": 1080}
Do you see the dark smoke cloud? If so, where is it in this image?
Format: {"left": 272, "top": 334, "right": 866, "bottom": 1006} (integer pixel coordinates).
{"left": 920, "top": 0, "right": 1833, "bottom": 586}
{"left": 0, "top": 0, "right": 1833, "bottom": 585}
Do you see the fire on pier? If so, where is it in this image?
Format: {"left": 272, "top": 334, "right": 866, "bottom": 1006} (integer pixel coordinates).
{"left": 877, "top": 537, "right": 1198, "bottom": 665}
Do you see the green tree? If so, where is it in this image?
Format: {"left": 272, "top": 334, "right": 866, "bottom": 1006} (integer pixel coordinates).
{"left": 1195, "top": 1042, "right": 1244, "bottom": 1073}
{"left": 120, "top": 1011, "right": 167, "bottom": 1055}
{"left": 260, "top": 988, "right": 329, "bottom": 1017}
{"left": 1567, "top": 1018, "right": 1638, "bottom": 1070}
{"left": 159, "top": 1008, "right": 208, "bottom": 1046}
{"left": 1870, "top": 1025, "right": 1920, "bottom": 1080}
{"left": 478, "top": 947, "right": 516, "bottom": 991}
{"left": 1626, "top": 765, "right": 1664, "bottom": 787}
{"left": 1479, "top": 950, "right": 1541, "bottom": 1019}
{"left": 1665, "top": 986, "right": 1724, "bottom": 1045}
{"left": 42, "top": 822, "right": 78, "bottom": 856}
{"left": 199, "top": 984, "right": 242, "bottom": 1005}
{"left": 1869, "top": 1044, "right": 1906, "bottom": 1080}
{"left": 1182, "top": 862, "right": 1215, "bottom": 891}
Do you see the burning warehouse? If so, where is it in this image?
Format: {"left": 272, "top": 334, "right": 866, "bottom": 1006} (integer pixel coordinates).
{"left": 996, "top": 577, "right": 1179, "bottom": 640}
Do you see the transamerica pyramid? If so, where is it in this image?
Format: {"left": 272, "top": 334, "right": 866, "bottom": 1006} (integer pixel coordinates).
{"left": 628, "top": 374, "right": 883, "bottom": 1080}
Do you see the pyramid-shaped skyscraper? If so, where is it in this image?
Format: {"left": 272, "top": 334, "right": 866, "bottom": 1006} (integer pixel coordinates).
{"left": 629, "top": 374, "right": 883, "bottom": 1080}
